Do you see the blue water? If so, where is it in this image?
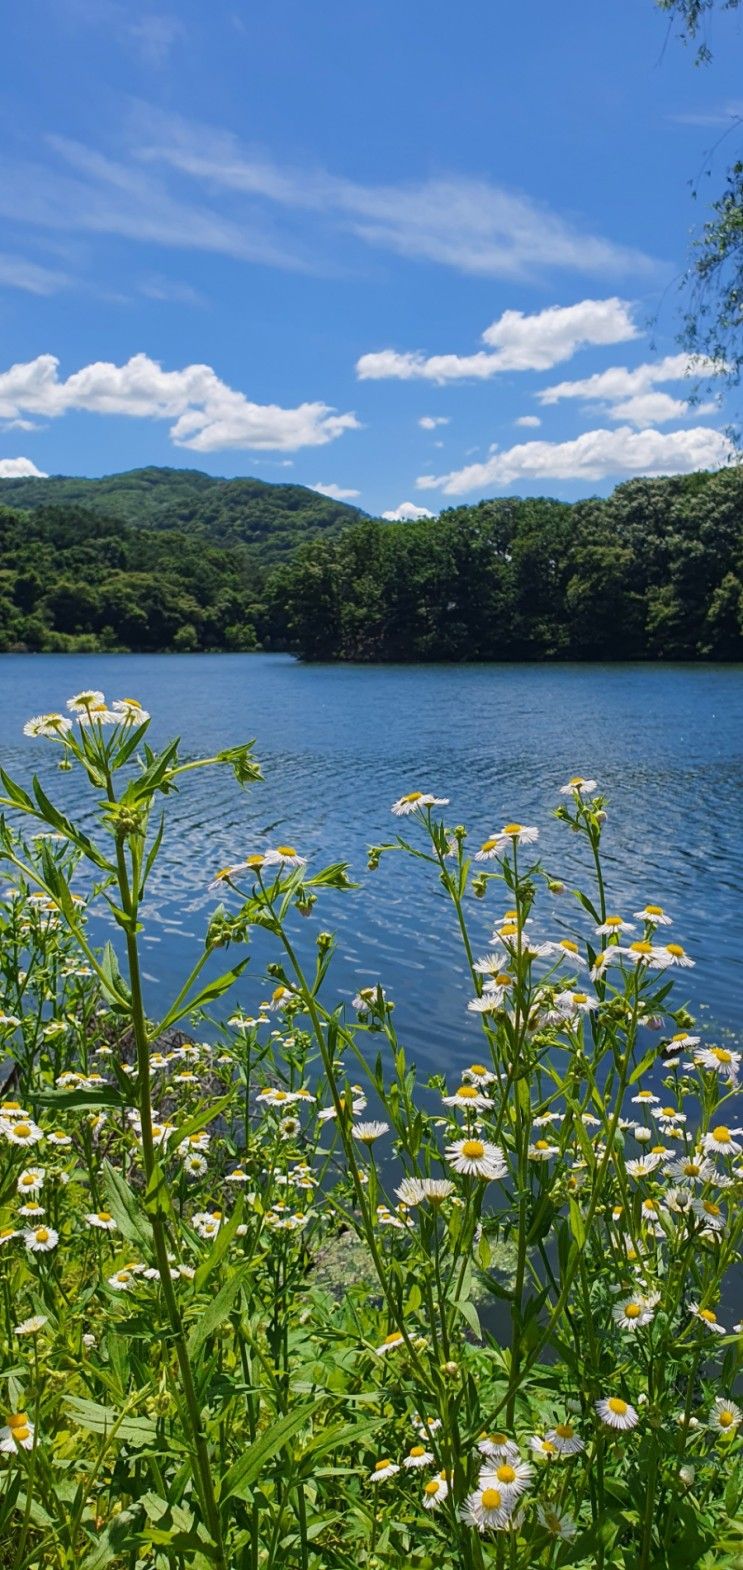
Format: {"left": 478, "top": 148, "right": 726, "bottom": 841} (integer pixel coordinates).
{"left": 0, "top": 654, "right": 740, "bottom": 1068}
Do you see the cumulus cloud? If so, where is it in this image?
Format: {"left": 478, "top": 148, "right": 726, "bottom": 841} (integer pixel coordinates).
{"left": 311, "top": 482, "right": 361, "bottom": 500}
{"left": 417, "top": 425, "right": 735, "bottom": 496}
{"left": 357, "top": 299, "right": 639, "bottom": 384}
{"left": 0, "top": 353, "right": 360, "bottom": 454}
{"left": 514, "top": 414, "right": 541, "bottom": 428}
{"left": 0, "top": 457, "right": 47, "bottom": 478}
{"left": 418, "top": 415, "right": 450, "bottom": 429}
{"left": 382, "top": 501, "right": 435, "bottom": 521}
{"left": 538, "top": 353, "right": 723, "bottom": 424}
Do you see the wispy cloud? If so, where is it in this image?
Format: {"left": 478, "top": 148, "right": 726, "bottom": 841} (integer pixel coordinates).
{"left": 0, "top": 353, "right": 360, "bottom": 453}
{"left": 417, "top": 426, "right": 735, "bottom": 495}
{"left": 669, "top": 102, "right": 743, "bottom": 126}
{"left": 0, "top": 252, "right": 71, "bottom": 295}
{"left": 357, "top": 300, "right": 640, "bottom": 384}
{"left": 537, "top": 353, "right": 722, "bottom": 425}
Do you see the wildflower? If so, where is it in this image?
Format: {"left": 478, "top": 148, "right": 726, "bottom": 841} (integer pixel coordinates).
{"left": 462, "top": 1062, "right": 497, "bottom": 1085}
{"left": 477, "top": 1433, "right": 520, "bottom": 1461}
{"left": 459, "top": 1484, "right": 512, "bottom": 1531}
{"left": 85, "top": 1211, "right": 117, "bottom": 1231}
{"left": 529, "top": 1435, "right": 559, "bottom": 1458}
{"left": 391, "top": 791, "right": 449, "bottom": 816}
{"left": 529, "top": 1140, "right": 559, "bottom": 1161}
{"left": 17, "top": 1168, "right": 45, "bottom": 1196}
{"left": 695, "top": 1046, "right": 741, "bottom": 1078}
{"left": 352, "top": 1120, "right": 389, "bottom": 1145}
{"left": 703, "top": 1126, "right": 743, "bottom": 1157}
{"left": 111, "top": 697, "right": 150, "bottom": 723}
{"left": 108, "top": 1268, "right": 137, "bottom": 1291}
{"left": 632, "top": 1090, "right": 659, "bottom": 1106}
{"left": 396, "top": 1177, "right": 454, "bottom": 1206}
{"left": 376, "top": 1205, "right": 405, "bottom": 1229}
{"left": 468, "top": 977, "right": 514, "bottom": 1013}
{"left": 692, "top": 1197, "right": 726, "bottom": 1231}
{"left": 655, "top": 1106, "right": 687, "bottom": 1129}
{"left": 596, "top": 915, "right": 634, "bottom": 936}
{"left": 710, "top": 1398, "right": 742, "bottom": 1434}
{"left": 554, "top": 990, "right": 599, "bottom": 1016}
{"left": 689, "top": 1302, "right": 726, "bottom": 1334}
{"left": 665, "top": 1155, "right": 715, "bottom": 1184}
{"left": 76, "top": 699, "right": 119, "bottom": 725}
{"left": 623, "top": 942, "right": 672, "bottom": 969}
{"left": 1, "top": 1120, "right": 44, "bottom": 1147}
{"left": 422, "top": 1472, "right": 450, "bottom": 1509}
{"left": 413, "top": 1414, "right": 442, "bottom": 1436}
{"left": 18, "top": 1202, "right": 45, "bottom": 1220}
{"left": 375, "top": 1331, "right": 405, "bottom": 1356}
{"left": 536, "top": 939, "right": 587, "bottom": 968}
{"left": 446, "top": 1139, "right": 507, "bottom": 1180}
{"left": 559, "top": 776, "right": 597, "bottom": 796}
{"left": 482, "top": 1460, "right": 534, "bottom": 1502}
{"left": 46, "top": 1131, "right": 71, "bottom": 1147}
{"left": 66, "top": 690, "right": 105, "bottom": 713}
{"left": 0, "top": 1229, "right": 19, "bottom": 1247}
{"left": 659, "top": 944, "right": 694, "bottom": 969}
{"left": 0, "top": 1414, "right": 35, "bottom": 1452}
{"left": 545, "top": 1422, "right": 585, "bottom": 1455}
{"left": 14, "top": 1315, "right": 48, "bottom": 1336}
{"left": 665, "top": 1031, "right": 699, "bottom": 1051}
{"left": 612, "top": 1298, "right": 655, "bottom": 1330}
{"left": 24, "top": 1226, "right": 58, "bottom": 1253}
{"left": 535, "top": 1503, "right": 577, "bottom": 1540}
{"left": 352, "top": 985, "right": 387, "bottom": 1013}
{"left": 476, "top": 824, "right": 539, "bottom": 859}
{"left": 403, "top": 1444, "right": 433, "bottom": 1468}
{"left": 634, "top": 904, "right": 672, "bottom": 926}
{"left": 182, "top": 1154, "right": 208, "bottom": 1179}
{"left": 369, "top": 1457, "right": 399, "bottom": 1483}
{"left": 264, "top": 845, "right": 306, "bottom": 870}
{"left": 596, "top": 1397, "right": 639, "bottom": 1431}
{"left": 442, "top": 1084, "right": 492, "bottom": 1111}
{"left": 23, "top": 713, "right": 72, "bottom": 739}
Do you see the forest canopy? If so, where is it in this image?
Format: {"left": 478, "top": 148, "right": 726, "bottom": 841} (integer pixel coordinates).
{"left": 0, "top": 465, "right": 741, "bottom": 660}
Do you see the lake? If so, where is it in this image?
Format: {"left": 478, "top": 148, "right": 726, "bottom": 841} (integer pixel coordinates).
{"left": 1, "top": 654, "right": 740, "bottom": 1070}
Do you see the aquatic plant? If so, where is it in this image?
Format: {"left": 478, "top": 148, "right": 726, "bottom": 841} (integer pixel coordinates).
{"left": 0, "top": 700, "right": 739, "bottom": 1569}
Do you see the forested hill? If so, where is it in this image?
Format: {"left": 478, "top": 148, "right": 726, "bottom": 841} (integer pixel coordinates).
{"left": 0, "top": 466, "right": 740, "bottom": 658}
{"left": 271, "top": 467, "right": 743, "bottom": 661}
{"left": 0, "top": 466, "right": 364, "bottom": 560}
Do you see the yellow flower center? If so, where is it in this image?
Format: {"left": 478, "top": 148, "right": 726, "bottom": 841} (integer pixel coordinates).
{"left": 11, "top": 1425, "right": 30, "bottom": 1443}
{"left": 383, "top": 1332, "right": 402, "bottom": 1345}
{"left": 560, "top": 940, "right": 579, "bottom": 953}
{"left": 456, "top": 1086, "right": 479, "bottom": 1100}
{"left": 624, "top": 1304, "right": 642, "bottom": 1319}
{"left": 480, "top": 838, "right": 497, "bottom": 853}
{"left": 542, "top": 1439, "right": 556, "bottom": 1453}
{"left": 502, "top": 823, "right": 523, "bottom": 835}
{"left": 535, "top": 1140, "right": 551, "bottom": 1151}
{"left": 35, "top": 1229, "right": 49, "bottom": 1243}
{"left": 710, "top": 1049, "right": 732, "bottom": 1063}
{"left": 401, "top": 792, "right": 423, "bottom": 804}
{"left": 605, "top": 916, "right": 622, "bottom": 927}
{"left": 276, "top": 845, "right": 297, "bottom": 857}
{"left": 490, "top": 1432, "right": 507, "bottom": 1446}
{"left": 630, "top": 942, "right": 653, "bottom": 956}
{"left": 14, "top": 1124, "right": 31, "bottom": 1138}
{"left": 0, "top": 1230, "right": 14, "bottom": 1239}
{"left": 703, "top": 1201, "right": 721, "bottom": 1217}
{"left": 555, "top": 1423, "right": 574, "bottom": 1438}
{"left": 719, "top": 1410, "right": 734, "bottom": 1428}
{"left": 568, "top": 776, "right": 585, "bottom": 785}
{"left": 699, "top": 1309, "right": 717, "bottom": 1323}
{"left": 410, "top": 1444, "right": 425, "bottom": 1457}
{"left": 712, "top": 1127, "right": 731, "bottom": 1144}
{"left": 20, "top": 1175, "right": 35, "bottom": 1186}
{"left": 8, "top": 1413, "right": 28, "bottom": 1429}
{"left": 607, "top": 1398, "right": 627, "bottom": 1415}
{"left": 481, "top": 1488, "right": 502, "bottom": 1510}
{"left": 496, "top": 1464, "right": 516, "bottom": 1483}
{"left": 572, "top": 993, "right": 588, "bottom": 1004}
{"left": 424, "top": 1479, "right": 440, "bottom": 1496}
{"left": 498, "top": 925, "right": 518, "bottom": 938}
{"left": 244, "top": 854, "right": 265, "bottom": 868}
{"left": 462, "top": 1140, "right": 485, "bottom": 1159}
{"left": 661, "top": 1108, "right": 677, "bottom": 1118}
{"left": 97, "top": 1212, "right": 112, "bottom": 1223}
{"left": 116, "top": 1271, "right": 130, "bottom": 1283}
{"left": 645, "top": 905, "right": 664, "bottom": 916}
{"left": 683, "top": 1162, "right": 700, "bottom": 1176}
{"left": 3, "top": 1104, "right": 20, "bottom": 1112}
{"left": 671, "top": 1033, "right": 686, "bottom": 1041}
{"left": 469, "top": 1064, "right": 487, "bottom": 1076}
{"left": 665, "top": 944, "right": 685, "bottom": 958}
{"left": 375, "top": 1459, "right": 390, "bottom": 1471}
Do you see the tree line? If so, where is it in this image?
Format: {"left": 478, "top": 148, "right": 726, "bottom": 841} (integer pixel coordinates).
{"left": 0, "top": 467, "right": 740, "bottom": 659}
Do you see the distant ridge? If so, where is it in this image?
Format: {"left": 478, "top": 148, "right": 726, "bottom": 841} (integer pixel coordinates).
{"left": 0, "top": 465, "right": 366, "bottom": 561}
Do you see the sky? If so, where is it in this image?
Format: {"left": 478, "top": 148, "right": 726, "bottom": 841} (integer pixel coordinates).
{"left": 0, "top": 0, "right": 742, "bottom": 519}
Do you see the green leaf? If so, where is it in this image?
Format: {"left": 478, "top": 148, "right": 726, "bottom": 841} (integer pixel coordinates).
{"left": 174, "top": 1094, "right": 232, "bottom": 1149}
{"left": 144, "top": 1159, "right": 175, "bottom": 1222}
{"left": 568, "top": 1197, "right": 586, "bottom": 1248}
{"left": 194, "top": 1195, "right": 244, "bottom": 1291}
{"left": 102, "top": 1160, "right": 153, "bottom": 1250}
{"left": 33, "top": 1086, "right": 128, "bottom": 1111}
{"left": 187, "top": 1268, "right": 246, "bottom": 1357}
{"left": 219, "top": 1402, "right": 320, "bottom": 1504}
{"left": 31, "top": 777, "right": 112, "bottom": 870}
{"left": 65, "top": 1396, "right": 158, "bottom": 1448}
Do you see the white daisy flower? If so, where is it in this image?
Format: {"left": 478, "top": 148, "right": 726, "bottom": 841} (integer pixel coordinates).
{"left": 703, "top": 1126, "right": 743, "bottom": 1158}
{"left": 376, "top": 1206, "right": 405, "bottom": 1230}
{"left": 691, "top": 1197, "right": 726, "bottom": 1231}
{"left": 658, "top": 944, "right": 694, "bottom": 969}
{"left": 442, "top": 1084, "right": 492, "bottom": 1112}
{"left": 462, "top": 1062, "right": 497, "bottom": 1085}
{"left": 391, "top": 792, "right": 449, "bottom": 817}
{"left": 368, "top": 1457, "right": 400, "bottom": 1482}
{"left": 554, "top": 990, "right": 599, "bottom": 1016}
{"left": 396, "top": 1177, "right": 454, "bottom": 1206}
{"left": 111, "top": 697, "right": 150, "bottom": 723}
{"left": 596, "top": 1397, "right": 639, "bottom": 1431}
{"left": 352, "top": 985, "right": 387, "bottom": 1013}
{"left": 476, "top": 824, "right": 539, "bottom": 860}
{"left": 422, "top": 1472, "right": 450, "bottom": 1510}
{"left": 689, "top": 1302, "right": 726, "bottom": 1334}
{"left": 559, "top": 776, "right": 597, "bottom": 796}
{"left": 24, "top": 1226, "right": 58, "bottom": 1253}
{"left": 76, "top": 700, "right": 119, "bottom": 726}
{"left": 528, "top": 1140, "right": 559, "bottom": 1161}
{"left": 17, "top": 1168, "right": 45, "bottom": 1196}
{"left": 445, "top": 1139, "right": 507, "bottom": 1180}
{"left": 480, "top": 1459, "right": 534, "bottom": 1502}
{"left": 375, "top": 1331, "right": 405, "bottom": 1356}
{"left": 664, "top": 1155, "right": 716, "bottom": 1184}
{"left": 18, "top": 1203, "right": 45, "bottom": 1220}
{"left": 0, "top": 1414, "right": 35, "bottom": 1452}
{"left": 528, "top": 1435, "right": 559, "bottom": 1458}
{"left": 1, "top": 1120, "right": 44, "bottom": 1147}
{"left": 695, "top": 1046, "right": 741, "bottom": 1078}
{"left": 263, "top": 845, "right": 306, "bottom": 870}
{"left": 66, "top": 690, "right": 105, "bottom": 712}
{"left": 23, "top": 713, "right": 72, "bottom": 739}
{"left": 14, "top": 1315, "right": 48, "bottom": 1336}
{"left": 468, "top": 977, "right": 513, "bottom": 1013}
{"left": 622, "top": 942, "right": 672, "bottom": 970}
{"left": 709, "top": 1398, "right": 742, "bottom": 1434}
{"left": 536, "top": 939, "right": 587, "bottom": 968}
{"left": 655, "top": 1106, "right": 687, "bottom": 1129}
{"left": 665, "top": 1032, "right": 699, "bottom": 1051}
{"left": 459, "top": 1483, "right": 512, "bottom": 1531}
{"left": 631, "top": 1090, "right": 660, "bottom": 1106}
{"left": 535, "top": 1503, "right": 577, "bottom": 1540}
{"left": 85, "top": 1211, "right": 117, "bottom": 1231}
{"left": 596, "top": 915, "right": 635, "bottom": 936}
{"left": 107, "top": 1268, "right": 137, "bottom": 1291}
{"left": 545, "top": 1422, "right": 584, "bottom": 1455}
{"left": 182, "top": 1154, "right": 208, "bottom": 1178}
{"left": 612, "top": 1297, "right": 655, "bottom": 1330}
{"left": 0, "top": 1228, "right": 19, "bottom": 1247}
{"left": 403, "top": 1444, "right": 433, "bottom": 1468}
{"left": 634, "top": 905, "right": 672, "bottom": 926}
{"left": 477, "top": 1432, "right": 520, "bottom": 1461}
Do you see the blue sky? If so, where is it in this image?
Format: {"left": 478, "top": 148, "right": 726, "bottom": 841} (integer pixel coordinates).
{"left": 0, "top": 0, "right": 741, "bottom": 518}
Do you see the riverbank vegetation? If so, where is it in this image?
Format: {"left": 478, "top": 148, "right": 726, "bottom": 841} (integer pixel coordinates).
{"left": 0, "top": 465, "right": 741, "bottom": 658}
{"left": 0, "top": 696, "right": 740, "bottom": 1568}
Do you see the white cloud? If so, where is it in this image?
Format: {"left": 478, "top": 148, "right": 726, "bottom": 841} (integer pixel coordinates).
{"left": 311, "top": 482, "right": 361, "bottom": 500}
{"left": 514, "top": 414, "right": 541, "bottom": 428}
{"left": 357, "top": 299, "right": 639, "bottom": 384}
{"left": 0, "top": 353, "right": 360, "bottom": 453}
{"left": 417, "top": 426, "right": 735, "bottom": 496}
{"left": 382, "top": 501, "right": 435, "bottom": 521}
{"left": 0, "top": 457, "right": 47, "bottom": 478}
{"left": 538, "top": 353, "right": 721, "bottom": 411}
{"left": 0, "top": 252, "right": 71, "bottom": 295}
{"left": 418, "top": 415, "right": 450, "bottom": 429}
{"left": 139, "top": 275, "right": 207, "bottom": 307}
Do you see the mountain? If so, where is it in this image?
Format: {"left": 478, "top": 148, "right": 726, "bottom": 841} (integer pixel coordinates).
{"left": 0, "top": 466, "right": 366, "bottom": 561}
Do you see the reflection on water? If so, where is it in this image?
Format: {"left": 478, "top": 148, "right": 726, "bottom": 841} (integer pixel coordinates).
{"left": 1, "top": 653, "right": 740, "bottom": 1070}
